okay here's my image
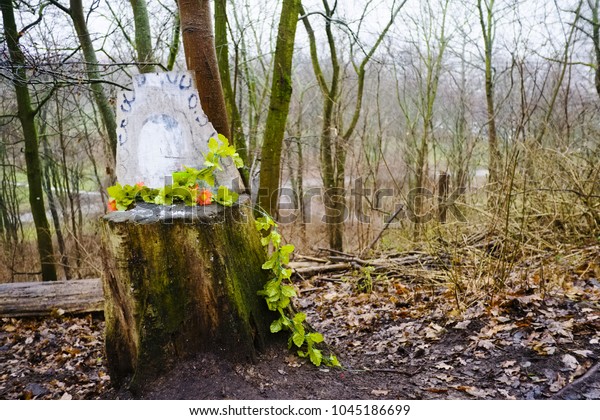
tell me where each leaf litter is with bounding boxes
[0,243,599,399]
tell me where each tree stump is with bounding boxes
[101,195,275,389]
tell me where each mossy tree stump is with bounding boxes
[101,195,275,389]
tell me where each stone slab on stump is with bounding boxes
[102,72,271,390]
[115,71,241,190]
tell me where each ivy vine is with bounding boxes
[256,215,341,367]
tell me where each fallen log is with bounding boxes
[292,263,352,277]
[0,278,103,318]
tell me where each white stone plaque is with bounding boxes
[115,71,240,190]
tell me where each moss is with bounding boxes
[101,201,275,389]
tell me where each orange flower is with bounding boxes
[136,182,144,188]
[196,188,213,206]
[107,199,117,212]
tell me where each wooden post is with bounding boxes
[438,171,449,223]
[101,196,275,389]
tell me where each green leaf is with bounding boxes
[107,184,125,200]
[326,355,342,367]
[270,231,281,247]
[215,185,238,207]
[277,296,291,309]
[281,285,296,298]
[293,312,306,324]
[232,154,244,168]
[140,187,158,203]
[308,347,323,366]
[260,235,271,246]
[292,331,305,348]
[217,133,229,148]
[208,137,220,153]
[280,268,293,279]
[307,332,324,344]
[280,244,295,255]
[255,216,275,231]
[279,244,294,264]
[261,254,276,270]
[172,171,189,187]
[270,319,283,333]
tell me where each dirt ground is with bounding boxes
[1,260,599,400]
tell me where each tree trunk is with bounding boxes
[1,0,58,281]
[167,8,181,71]
[179,0,231,140]
[40,110,71,279]
[477,0,501,193]
[68,0,118,166]
[258,0,300,217]
[129,0,156,73]
[101,197,274,390]
[214,0,249,189]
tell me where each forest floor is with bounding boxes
[1,244,600,400]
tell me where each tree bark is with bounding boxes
[1,0,58,281]
[129,0,156,73]
[101,197,275,390]
[258,0,300,217]
[179,0,231,140]
[214,0,249,189]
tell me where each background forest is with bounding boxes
[1,0,599,288]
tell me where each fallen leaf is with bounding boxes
[497,374,511,385]
[562,354,579,370]
[453,385,490,398]
[434,373,454,382]
[572,363,590,380]
[477,340,495,350]
[435,362,454,370]
[497,388,515,399]
[549,373,566,393]
[425,388,448,394]
[60,392,72,400]
[465,387,490,398]
[501,360,517,368]
[371,389,389,396]
[2,324,16,332]
[504,366,520,376]
[572,350,592,357]
[454,320,471,330]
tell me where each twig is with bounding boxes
[295,254,329,263]
[293,263,351,277]
[361,205,405,257]
[317,247,356,257]
[553,361,600,399]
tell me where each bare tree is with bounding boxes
[1,0,58,281]
[300,0,406,251]
[48,0,119,168]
